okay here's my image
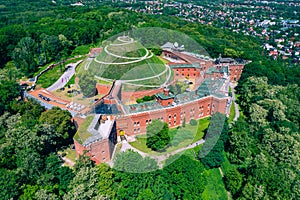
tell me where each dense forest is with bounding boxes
[0,0,299,199]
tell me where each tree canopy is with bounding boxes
[146,119,170,151]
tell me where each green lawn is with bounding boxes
[129,135,152,153]
[129,117,210,156]
[37,66,65,88]
[64,147,77,162]
[73,116,93,145]
[201,168,228,200]
[97,79,113,85]
[36,57,84,88]
[112,143,122,161]
[33,62,55,77]
[66,75,75,87]
[228,103,235,123]
[158,56,169,64]
[193,117,210,142]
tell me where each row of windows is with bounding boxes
[134,117,164,127]
[176,68,197,71]
[169,121,177,126]
[134,128,141,133]
[169,114,177,119]
[176,73,196,76]
[92,155,106,161]
[133,104,214,128]
[133,121,140,127]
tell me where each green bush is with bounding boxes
[190,119,197,126]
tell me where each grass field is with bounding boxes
[201,168,228,200]
[37,65,65,88]
[33,62,55,77]
[129,117,210,155]
[63,147,77,162]
[193,117,210,142]
[88,38,167,83]
[228,103,235,123]
[89,54,166,81]
[158,56,170,64]
[36,57,84,88]
[73,116,94,145]
[66,74,75,86]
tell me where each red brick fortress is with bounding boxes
[73,42,248,164]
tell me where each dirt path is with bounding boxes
[62,157,75,167]
[219,167,231,200]
[119,139,205,168]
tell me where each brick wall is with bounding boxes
[228,64,244,82]
[116,96,228,136]
[157,98,174,107]
[96,84,111,95]
[122,88,164,101]
[173,67,201,78]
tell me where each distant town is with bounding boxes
[87,0,300,64]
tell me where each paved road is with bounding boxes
[47,60,83,92]
[24,91,77,117]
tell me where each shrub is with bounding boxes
[190,119,197,126]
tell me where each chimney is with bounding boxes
[163,88,169,96]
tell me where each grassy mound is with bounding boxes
[87,37,167,82]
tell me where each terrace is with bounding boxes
[74,115,115,146]
[123,78,227,115]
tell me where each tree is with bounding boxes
[73,153,95,172]
[224,168,243,195]
[162,156,206,200]
[35,189,58,200]
[11,99,45,128]
[16,149,44,183]
[57,167,75,195]
[96,164,115,198]
[149,46,162,56]
[0,168,20,199]
[199,112,227,168]
[200,140,225,168]
[39,107,75,141]
[12,37,37,76]
[224,48,240,58]
[0,80,20,115]
[114,150,158,173]
[146,119,170,151]
[78,70,97,97]
[137,189,156,200]
[63,167,102,200]
[190,119,197,126]
[169,82,188,95]
[40,34,63,64]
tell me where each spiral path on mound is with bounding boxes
[94,36,153,65]
[89,36,171,87]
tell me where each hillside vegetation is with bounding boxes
[0,1,299,200]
